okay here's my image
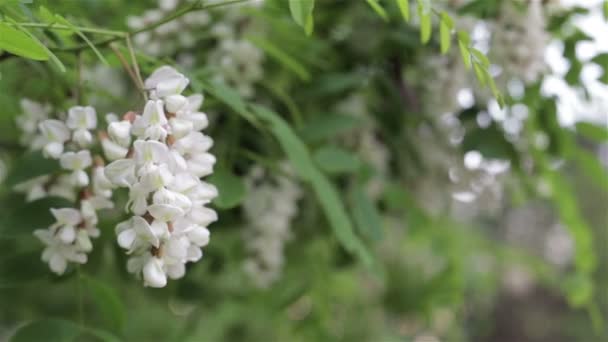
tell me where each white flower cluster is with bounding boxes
[492,0,548,84]
[19,104,115,274]
[127,0,211,56]
[103,66,218,287]
[209,25,264,98]
[15,99,51,149]
[242,163,301,288]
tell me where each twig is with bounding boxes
[125,35,147,101]
[109,43,146,100]
[56,0,249,53]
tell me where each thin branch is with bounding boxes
[125,35,147,100]
[109,43,146,100]
[3,22,125,36]
[56,0,249,53]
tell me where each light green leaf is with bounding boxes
[0,22,48,60]
[289,0,315,35]
[313,146,361,174]
[470,47,490,68]
[6,18,66,72]
[576,122,608,142]
[366,0,389,21]
[247,36,310,81]
[418,2,432,44]
[457,31,471,69]
[208,167,246,209]
[473,62,486,87]
[396,0,410,21]
[351,184,383,241]
[83,275,126,333]
[439,11,453,54]
[604,0,608,20]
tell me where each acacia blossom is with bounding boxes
[104,66,218,287]
[15,102,114,275]
[242,163,301,288]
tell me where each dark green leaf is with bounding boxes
[10,319,81,342]
[350,184,383,241]
[83,275,126,333]
[1,197,73,238]
[247,36,310,81]
[313,146,361,174]
[5,151,59,187]
[298,113,361,143]
[208,167,246,209]
[0,251,49,288]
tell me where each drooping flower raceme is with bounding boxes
[242,163,301,288]
[17,103,115,275]
[104,66,218,287]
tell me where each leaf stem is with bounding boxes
[2,22,125,36]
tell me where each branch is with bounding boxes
[56,0,249,53]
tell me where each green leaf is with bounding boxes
[470,48,490,68]
[396,0,410,21]
[0,22,48,60]
[366,0,389,22]
[247,36,310,81]
[576,122,608,142]
[604,0,608,21]
[457,31,471,69]
[10,319,81,342]
[197,79,258,124]
[350,184,383,241]
[7,18,66,72]
[250,105,373,267]
[439,12,453,54]
[299,113,362,143]
[313,146,361,174]
[573,148,608,193]
[473,62,486,87]
[0,197,73,238]
[0,251,50,288]
[208,167,246,209]
[288,0,315,35]
[418,2,432,44]
[5,151,59,187]
[83,275,126,333]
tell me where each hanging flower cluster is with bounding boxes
[492,0,549,84]
[25,105,114,275]
[103,66,218,287]
[14,66,217,287]
[127,0,211,56]
[242,163,301,288]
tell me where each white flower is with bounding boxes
[104,159,137,187]
[39,119,70,159]
[49,208,82,244]
[108,120,132,147]
[34,229,87,274]
[115,216,165,251]
[13,175,50,202]
[59,150,93,186]
[16,99,51,148]
[133,139,169,166]
[132,100,168,140]
[144,66,189,99]
[143,256,167,288]
[102,138,129,161]
[66,106,97,147]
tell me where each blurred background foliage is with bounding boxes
[0,0,607,341]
